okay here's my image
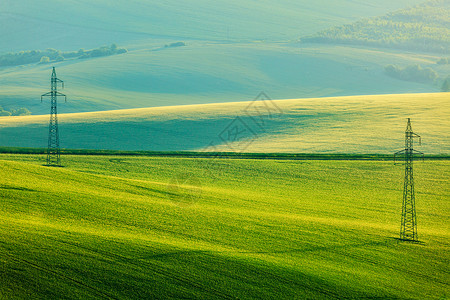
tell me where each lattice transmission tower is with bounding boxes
[394,118,424,242]
[41,67,66,166]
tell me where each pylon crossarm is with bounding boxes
[41,92,52,102]
[394,149,406,164]
[411,132,421,145]
[412,149,425,161]
[41,92,66,102]
[55,92,67,102]
[56,78,64,88]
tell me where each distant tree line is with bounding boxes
[385,64,450,92]
[0,106,31,116]
[384,64,438,84]
[300,0,450,53]
[441,76,450,92]
[0,49,64,67]
[78,43,127,59]
[0,44,127,67]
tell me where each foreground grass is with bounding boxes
[0,155,448,299]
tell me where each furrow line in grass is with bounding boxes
[0,247,119,300]
[48,237,236,300]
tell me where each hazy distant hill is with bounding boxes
[0,43,446,115]
[301,0,450,53]
[0,0,445,116]
[0,0,424,52]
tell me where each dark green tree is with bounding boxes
[441,76,450,92]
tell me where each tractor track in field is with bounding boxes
[0,247,118,299]
[47,236,235,300]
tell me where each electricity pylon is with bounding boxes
[394,118,424,242]
[41,67,66,166]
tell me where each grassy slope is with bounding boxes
[0,155,448,299]
[0,43,445,115]
[0,93,449,154]
[1,1,440,114]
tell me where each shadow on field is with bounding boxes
[138,242,402,299]
[140,239,395,259]
[234,239,394,255]
[1,232,405,299]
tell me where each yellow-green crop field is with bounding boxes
[0,155,448,299]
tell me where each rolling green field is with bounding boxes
[0,154,448,299]
[1,93,449,153]
[1,43,445,115]
[1,2,449,298]
[1,0,444,115]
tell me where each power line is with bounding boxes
[394,118,424,242]
[41,67,66,166]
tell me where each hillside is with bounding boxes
[0,156,448,298]
[0,0,424,52]
[0,93,449,154]
[1,1,442,114]
[301,0,450,53]
[1,44,446,115]
[1,2,449,299]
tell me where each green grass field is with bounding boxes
[1,93,449,153]
[0,154,448,299]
